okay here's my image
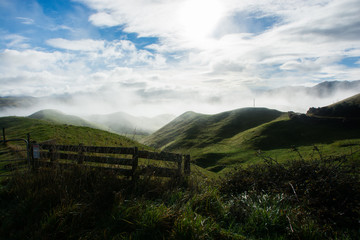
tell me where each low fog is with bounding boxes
[1,81,359,119]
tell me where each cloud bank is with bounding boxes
[0,0,360,116]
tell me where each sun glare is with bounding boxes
[177,0,225,41]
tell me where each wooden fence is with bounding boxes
[35,144,190,178]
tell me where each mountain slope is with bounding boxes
[307,93,360,118]
[143,107,284,151]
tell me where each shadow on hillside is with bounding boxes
[195,153,228,170]
[254,118,360,150]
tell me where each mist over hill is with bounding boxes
[29,109,106,130]
[1,80,360,117]
[87,112,175,136]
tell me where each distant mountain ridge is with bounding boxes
[87,112,175,136]
[261,80,360,98]
[26,109,175,136]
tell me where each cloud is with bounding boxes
[3,34,30,49]
[88,12,120,27]
[16,17,35,25]
[47,38,105,51]
[1,0,360,117]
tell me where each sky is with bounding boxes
[1,0,360,116]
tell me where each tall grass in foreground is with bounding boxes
[0,154,359,239]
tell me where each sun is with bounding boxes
[177,0,225,41]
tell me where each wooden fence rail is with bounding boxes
[36,144,190,178]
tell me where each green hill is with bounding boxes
[307,93,360,118]
[144,106,360,173]
[0,116,145,148]
[28,109,107,131]
[143,107,284,151]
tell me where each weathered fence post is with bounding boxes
[78,143,84,164]
[177,154,182,176]
[49,145,57,163]
[31,141,40,170]
[2,128,6,145]
[26,133,31,170]
[132,147,139,180]
[184,154,190,176]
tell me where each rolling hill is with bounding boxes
[143,107,284,151]
[0,116,146,148]
[29,109,107,130]
[144,102,360,173]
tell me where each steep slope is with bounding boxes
[143,107,284,151]
[29,109,106,130]
[307,93,360,118]
[87,112,175,135]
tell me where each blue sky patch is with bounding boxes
[339,57,360,68]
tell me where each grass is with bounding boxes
[148,111,360,174]
[143,108,284,151]
[0,152,359,239]
[1,107,360,238]
[0,116,146,147]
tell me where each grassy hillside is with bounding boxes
[145,107,360,173]
[307,93,360,118]
[143,108,284,151]
[29,109,108,131]
[0,116,145,148]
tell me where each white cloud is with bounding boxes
[46,38,105,51]
[89,12,120,27]
[16,17,35,25]
[4,34,30,49]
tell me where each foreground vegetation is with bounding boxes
[1,153,359,239]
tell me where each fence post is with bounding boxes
[78,143,84,164]
[49,145,57,163]
[177,154,182,176]
[2,128,5,145]
[184,155,190,176]
[26,133,31,170]
[132,147,139,180]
